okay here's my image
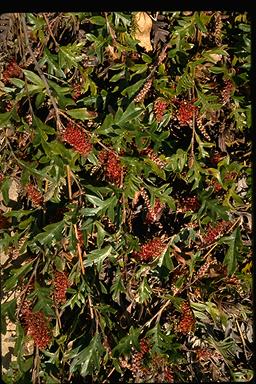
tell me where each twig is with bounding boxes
[104,12,117,45]
[32,346,41,384]
[21,14,62,132]
[143,299,171,329]
[66,165,73,201]
[66,164,85,274]
[74,223,85,275]
[16,257,40,318]
[235,319,249,360]
[87,294,94,320]
[43,14,59,48]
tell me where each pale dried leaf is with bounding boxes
[133,12,153,52]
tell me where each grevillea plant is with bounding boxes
[0,11,252,384]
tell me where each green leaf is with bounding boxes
[84,245,113,270]
[221,227,242,275]
[195,12,207,32]
[34,220,64,245]
[121,79,145,98]
[1,177,11,204]
[69,334,105,376]
[4,262,33,291]
[146,324,178,354]
[114,101,143,127]
[110,269,125,304]
[66,108,97,121]
[22,69,45,87]
[137,277,152,303]
[89,16,106,25]
[158,246,174,271]
[112,326,140,357]
[95,222,106,248]
[110,71,125,82]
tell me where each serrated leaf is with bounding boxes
[84,245,113,270]
[137,277,152,303]
[69,334,104,376]
[34,220,64,245]
[112,326,140,357]
[221,227,242,275]
[4,262,33,291]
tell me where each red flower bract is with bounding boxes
[2,59,22,84]
[154,98,168,122]
[177,301,195,334]
[202,220,232,245]
[98,149,123,186]
[134,238,165,261]
[21,303,51,350]
[53,271,70,304]
[26,184,43,206]
[177,100,198,125]
[63,122,93,156]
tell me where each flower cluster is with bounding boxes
[134,238,165,261]
[177,301,195,334]
[63,121,93,156]
[141,147,166,169]
[145,198,165,223]
[72,82,82,100]
[153,98,168,122]
[129,339,174,383]
[53,271,70,304]
[196,119,211,141]
[26,184,44,206]
[224,171,238,182]
[221,79,233,104]
[178,196,200,212]
[210,150,226,165]
[20,302,51,350]
[176,100,198,126]
[98,150,123,186]
[2,59,22,84]
[196,347,212,361]
[210,178,223,193]
[134,79,152,103]
[201,220,232,245]
[196,257,218,279]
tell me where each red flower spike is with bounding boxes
[72,83,82,100]
[26,184,44,206]
[176,100,198,126]
[63,122,93,156]
[53,271,70,305]
[134,238,165,262]
[2,59,22,84]
[154,98,168,122]
[21,305,51,350]
[177,301,195,334]
[179,196,200,212]
[221,79,233,104]
[145,198,165,223]
[98,150,123,186]
[201,220,232,245]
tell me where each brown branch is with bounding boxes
[73,223,85,275]
[43,14,59,48]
